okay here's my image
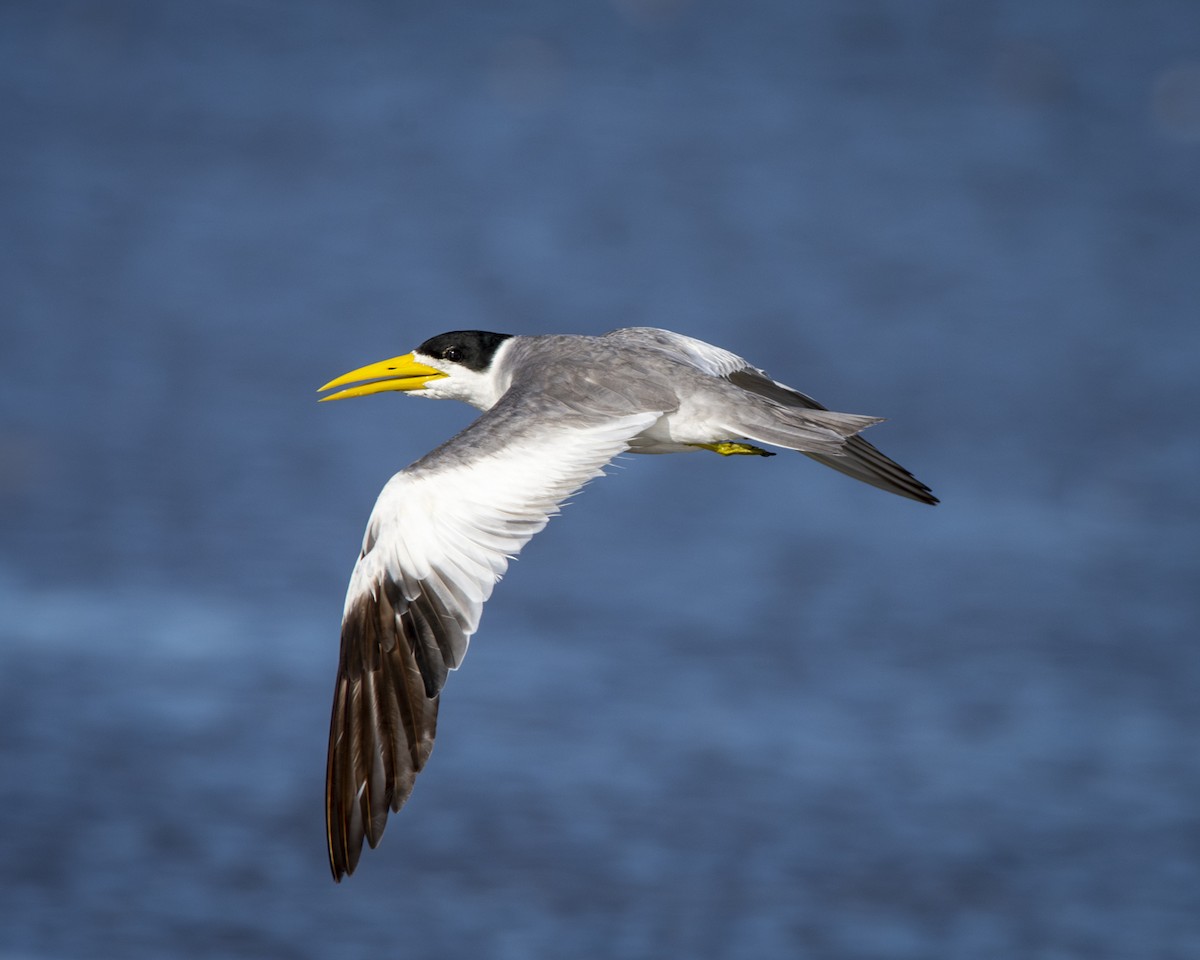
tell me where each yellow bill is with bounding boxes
[318,353,447,402]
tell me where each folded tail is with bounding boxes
[727,368,938,505]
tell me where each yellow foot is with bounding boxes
[692,441,776,457]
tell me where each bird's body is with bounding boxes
[318,327,936,880]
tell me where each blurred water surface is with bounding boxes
[2,1,1199,957]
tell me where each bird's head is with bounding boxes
[318,331,514,410]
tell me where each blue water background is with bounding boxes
[3,1,1199,957]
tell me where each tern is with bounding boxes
[317,327,936,879]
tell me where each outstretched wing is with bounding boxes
[326,401,661,880]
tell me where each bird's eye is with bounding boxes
[443,347,463,362]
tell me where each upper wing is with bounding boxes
[603,327,750,378]
[326,399,661,880]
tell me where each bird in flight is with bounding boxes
[317,327,936,880]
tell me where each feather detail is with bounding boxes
[325,404,661,880]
